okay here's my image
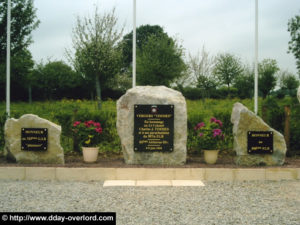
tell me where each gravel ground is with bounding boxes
[0,180,299,225]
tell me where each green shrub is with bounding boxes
[187,112,205,154]
[181,87,203,100]
[213,110,233,151]
[290,99,300,154]
[262,97,284,133]
[0,112,7,151]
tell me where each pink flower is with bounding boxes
[213,129,222,137]
[194,122,205,130]
[84,121,91,127]
[73,121,81,127]
[210,117,217,123]
[215,120,223,127]
[199,133,204,137]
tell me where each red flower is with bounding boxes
[87,120,94,125]
[73,121,81,127]
[94,122,101,128]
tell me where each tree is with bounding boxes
[233,65,254,99]
[187,46,216,98]
[67,7,124,109]
[258,59,279,98]
[0,0,39,101]
[213,53,243,96]
[121,24,168,69]
[136,34,186,86]
[278,70,299,97]
[32,61,81,100]
[0,0,40,60]
[287,14,300,76]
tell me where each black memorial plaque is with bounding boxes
[21,128,48,151]
[134,104,174,152]
[247,131,273,154]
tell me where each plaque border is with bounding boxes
[21,128,48,151]
[247,131,273,154]
[134,104,174,152]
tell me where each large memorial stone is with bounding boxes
[117,86,187,165]
[231,103,286,166]
[4,114,64,164]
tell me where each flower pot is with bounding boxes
[203,150,219,164]
[82,147,99,163]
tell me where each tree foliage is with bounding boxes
[233,65,254,99]
[0,0,39,101]
[287,14,300,76]
[186,47,216,98]
[188,47,216,87]
[32,61,81,100]
[258,59,279,98]
[68,7,124,108]
[136,34,186,86]
[213,53,243,95]
[121,24,168,69]
[0,0,40,61]
[278,70,299,93]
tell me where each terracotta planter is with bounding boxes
[82,147,99,163]
[203,150,219,164]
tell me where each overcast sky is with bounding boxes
[28,0,299,74]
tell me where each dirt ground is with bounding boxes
[0,152,299,168]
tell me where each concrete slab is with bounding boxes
[205,168,234,181]
[266,168,298,181]
[85,168,116,181]
[0,167,299,182]
[172,180,205,186]
[136,180,172,186]
[116,168,145,180]
[25,167,56,180]
[103,180,136,187]
[235,169,265,181]
[144,169,175,180]
[56,168,88,181]
[0,167,25,180]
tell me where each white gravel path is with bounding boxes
[0,180,299,225]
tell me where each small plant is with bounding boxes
[194,117,224,150]
[72,120,103,147]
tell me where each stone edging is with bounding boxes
[0,167,299,181]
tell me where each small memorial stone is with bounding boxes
[231,103,286,166]
[4,114,64,164]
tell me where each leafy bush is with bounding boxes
[290,99,300,155]
[262,97,284,133]
[213,110,233,151]
[181,87,203,100]
[1,98,300,157]
[0,112,7,150]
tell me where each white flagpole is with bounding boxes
[254,0,258,115]
[132,0,136,87]
[6,0,11,117]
